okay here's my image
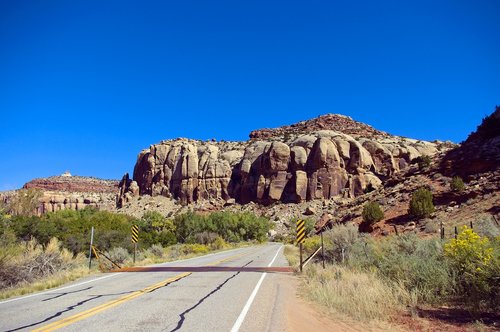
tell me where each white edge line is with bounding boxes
[0,245,251,305]
[230,245,282,332]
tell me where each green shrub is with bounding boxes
[174,211,271,243]
[413,155,431,170]
[362,202,384,224]
[138,211,176,247]
[9,208,138,255]
[409,188,435,219]
[450,176,465,193]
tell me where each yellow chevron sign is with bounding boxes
[131,225,139,243]
[296,219,306,244]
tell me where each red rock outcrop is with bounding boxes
[124,114,450,205]
[24,176,118,193]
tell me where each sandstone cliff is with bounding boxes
[122,114,450,206]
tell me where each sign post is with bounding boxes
[131,225,139,263]
[296,219,306,272]
[88,226,94,269]
[321,230,325,269]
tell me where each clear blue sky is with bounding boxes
[1,1,498,190]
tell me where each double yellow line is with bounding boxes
[33,249,253,332]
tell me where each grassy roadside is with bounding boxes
[0,240,252,300]
[283,219,499,331]
[283,244,408,330]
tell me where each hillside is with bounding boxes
[117,110,498,237]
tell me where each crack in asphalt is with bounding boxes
[168,260,254,332]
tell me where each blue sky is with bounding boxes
[0,0,498,190]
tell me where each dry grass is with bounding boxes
[301,264,413,322]
[0,238,92,300]
[0,266,93,300]
[283,244,413,327]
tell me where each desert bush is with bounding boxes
[409,187,435,219]
[450,176,465,193]
[324,223,363,264]
[194,231,218,245]
[362,202,384,224]
[105,247,129,265]
[343,233,453,304]
[149,244,164,258]
[444,226,499,310]
[0,238,82,289]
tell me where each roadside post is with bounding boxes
[321,230,325,269]
[88,226,94,269]
[131,224,139,263]
[296,219,306,272]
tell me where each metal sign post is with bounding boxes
[88,226,94,270]
[321,230,325,269]
[131,225,139,263]
[296,219,306,272]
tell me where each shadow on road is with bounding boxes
[42,286,93,302]
[7,290,133,332]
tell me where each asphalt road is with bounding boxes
[0,243,291,332]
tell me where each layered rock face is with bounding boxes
[22,175,118,214]
[126,114,447,205]
[24,176,118,193]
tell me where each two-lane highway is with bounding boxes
[0,243,291,332]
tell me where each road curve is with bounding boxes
[0,243,291,332]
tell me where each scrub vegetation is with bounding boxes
[0,206,271,299]
[285,221,500,326]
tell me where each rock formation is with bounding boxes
[442,106,500,177]
[123,114,450,205]
[21,175,119,214]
